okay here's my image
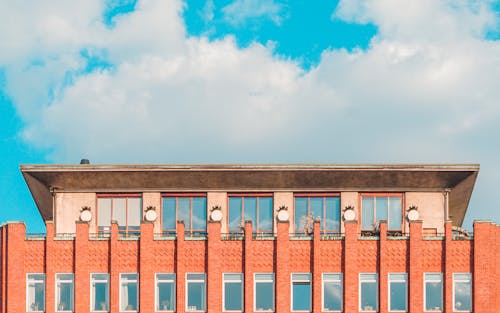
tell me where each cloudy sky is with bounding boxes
[1,0,499,232]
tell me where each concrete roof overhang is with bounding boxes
[21,164,479,226]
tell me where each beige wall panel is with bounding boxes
[55,192,96,234]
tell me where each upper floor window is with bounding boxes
[97,194,142,234]
[361,194,403,231]
[27,273,45,312]
[228,194,273,233]
[162,194,207,234]
[294,194,340,234]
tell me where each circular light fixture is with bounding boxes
[277,210,289,222]
[343,209,356,221]
[80,209,92,222]
[407,209,420,221]
[210,209,223,222]
[145,209,158,222]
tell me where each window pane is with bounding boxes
[390,281,406,311]
[162,198,177,231]
[244,197,257,227]
[98,198,111,228]
[310,197,323,223]
[177,198,191,228]
[113,198,127,227]
[187,282,205,311]
[191,198,207,231]
[375,197,387,223]
[255,281,274,311]
[93,282,109,311]
[224,281,243,311]
[425,281,442,311]
[325,197,340,231]
[292,282,311,311]
[127,198,141,230]
[324,281,342,311]
[388,197,402,230]
[229,197,243,231]
[294,198,308,232]
[258,197,273,231]
[121,279,138,311]
[27,274,45,312]
[360,274,377,312]
[157,282,175,311]
[454,280,472,311]
[56,274,74,312]
[361,197,375,229]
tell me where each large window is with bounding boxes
[228,195,273,233]
[162,195,207,234]
[186,273,206,312]
[322,273,342,311]
[120,273,139,312]
[294,194,340,234]
[389,273,407,312]
[291,273,311,312]
[156,273,175,311]
[359,273,378,312]
[91,273,109,312]
[424,273,443,312]
[361,194,403,231]
[453,273,472,312]
[254,273,274,312]
[223,273,244,311]
[27,274,45,312]
[98,195,142,234]
[56,273,74,312]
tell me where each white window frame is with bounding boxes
[322,273,342,312]
[90,273,109,312]
[388,273,407,312]
[291,273,312,312]
[185,273,206,312]
[424,273,443,312]
[254,273,275,312]
[119,273,139,312]
[223,273,244,312]
[55,273,74,312]
[359,273,378,312]
[453,273,472,312]
[155,273,176,312]
[26,273,45,312]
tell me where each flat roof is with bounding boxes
[21,163,479,226]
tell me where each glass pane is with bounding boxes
[388,197,402,230]
[57,282,74,311]
[310,197,323,224]
[292,282,311,311]
[454,281,472,311]
[121,281,138,311]
[157,282,175,311]
[229,197,243,231]
[224,281,243,311]
[157,273,175,281]
[390,281,406,311]
[127,198,141,227]
[177,198,191,228]
[113,198,127,227]
[255,273,273,281]
[186,273,205,280]
[98,198,111,228]
[191,198,207,231]
[244,197,257,227]
[294,198,308,232]
[360,281,377,311]
[122,273,138,280]
[426,282,443,311]
[375,197,387,223]
[187,282,205,311]
[93,282,109,311]
[255,281,274,311]
[27,276,45,312]
[162,198,177,231]
[361,197,374,229]
[258,197,273,232]
[224,273,242,281]
[325,197,340,231]
[324,281,342,311]
[292,273,311,281]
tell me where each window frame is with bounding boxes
[322,273,343,312]
[90,273,109,312]
[254,273,275,312]
[119,273,139,312]
[293,193,341,234]
[161,193,207,234]
[360,193,404,232]
[227,193,274,233]
[55,273,74,313]
[26,273,45,313]
[359,273,378,312]
[424,273,443,312]
[453,273,472,312]
[290,273,312,312]
[155,273,176,312]
[223,273,244,312]
[388,273,407,312]
[97,194,142,234]
[185,273,206,312]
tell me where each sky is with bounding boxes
[0,0,499,233]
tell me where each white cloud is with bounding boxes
[222,0,284,26]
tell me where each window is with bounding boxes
[389,273,407,311]
[186,273,206,312]
[254,273,274,312]
[162,195,207,234]
[291,273,311,311]
[361,194,402,231]
[91,273,109,312]
[453,273,472,312]
[27,274,45,312]
[424,273,443,311]
[322,273,342,311]
[98,195,142,234]
[223,273,243,311]
[156,273,175,311]
[228,195,273,233]
[56,273,74,312]
[120,273,138,312]
[294,194,340,234]
[359,273,378,312]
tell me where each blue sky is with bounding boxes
[0,0,499,233]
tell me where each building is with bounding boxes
[1,163,499,313]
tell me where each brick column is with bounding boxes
[473,221,494,313]
[139,222,154,312]
[45,221,56,313]
[312,220,321,313]
[409,220,423,313]
[444,220,452,313]
[0,225,5,313]
[378,221,388,313]
[74,221,89,313]
[275,219,289,313]
[343,220,358,313]
[109,222,119,313]
[176,221,186,313]
[5,223,26,313]
[244,221,254,313]
[207,220,222,313]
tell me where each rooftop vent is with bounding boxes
[80,159,90,165]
